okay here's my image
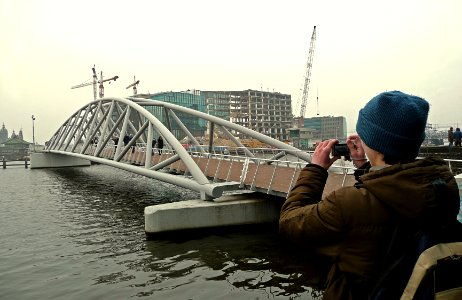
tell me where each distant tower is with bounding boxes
[0,123,8,144]
[18,128,24,140]
[11,129,17,139]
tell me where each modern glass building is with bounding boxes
[303,116,347,141]
[141,90,207,140]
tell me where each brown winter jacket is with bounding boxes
[279,156,460,300]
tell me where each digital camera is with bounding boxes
[332,143,350,157]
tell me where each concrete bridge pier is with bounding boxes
[30,152,91,169]
[145,193,284,237]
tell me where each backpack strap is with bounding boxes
[402,241,462,299]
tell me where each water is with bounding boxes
[0,164,327,300]
[2,164,461,300]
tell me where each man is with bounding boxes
[157,136,164,155]
[454,127,462,147]
[448,126,454,149]
[123,134,130,146]
[279,91,460,299]
[112,135,119,150]
[151,138,156,155]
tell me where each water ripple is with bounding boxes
[2,165,328,299]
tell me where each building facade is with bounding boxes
[303,116,347,141]
[140,89,293,142]
[140,90,207,140]
[0,128,31,160]
[205,89,292,141]
[287,127,316,149]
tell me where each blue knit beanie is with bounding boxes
[356,91,429,161]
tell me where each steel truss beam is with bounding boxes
[45,97,312,199]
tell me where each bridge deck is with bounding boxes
[95,146,355,197]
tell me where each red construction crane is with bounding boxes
[297,26,317,127]
[126,76,140,95]
[71,65,119,100]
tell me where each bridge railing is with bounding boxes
[92,142,355,198]
[54,140,462,199]
[441,158,462,176]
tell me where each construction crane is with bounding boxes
[126,76,140,95]
[71,65,119,100]
[316,87,320,116]
[297,26,317,127]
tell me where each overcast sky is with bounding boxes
[1,0,461,144]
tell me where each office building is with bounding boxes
[303,116,347,141]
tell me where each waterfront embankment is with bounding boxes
[419,146,462,174]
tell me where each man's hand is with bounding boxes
[311,139,339,170]
[346,134,368,167]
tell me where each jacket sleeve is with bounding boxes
[279,164,346,248]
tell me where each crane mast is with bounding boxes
[298,26,317,126]
[71,65,118,100]
[126,76,140,95]
[97,71,119,99]
[92,66,97,100]
[99,71,104,99]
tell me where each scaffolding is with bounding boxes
[206,89,293,141]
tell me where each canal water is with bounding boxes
[1,164,328,300]
[1,164,461,300]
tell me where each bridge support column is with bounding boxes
[200,191,213,201]
[30,152,91,169]
[145,193,284,237]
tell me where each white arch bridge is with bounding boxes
[39,98,346,200]
[37,97,338,199]
[31,97,360,234]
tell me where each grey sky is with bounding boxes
[1,0,461,144]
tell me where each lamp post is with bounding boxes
[31,115,36,152]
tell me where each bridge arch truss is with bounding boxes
[45,97,313,199]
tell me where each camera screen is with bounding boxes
[332,143,349,157]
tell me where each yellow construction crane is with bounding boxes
[126,76,140,95]
[71,65,119,100]
[296,26,317,127]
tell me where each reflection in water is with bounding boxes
[2,165,331,299]
[51,165,328,298]
[140,227,328,299]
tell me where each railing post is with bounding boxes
[2,156,5,169]
[25,159,28,169]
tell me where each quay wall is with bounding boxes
[419,145,462,159]
[419,146,462,174]
[419,145,462,175]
